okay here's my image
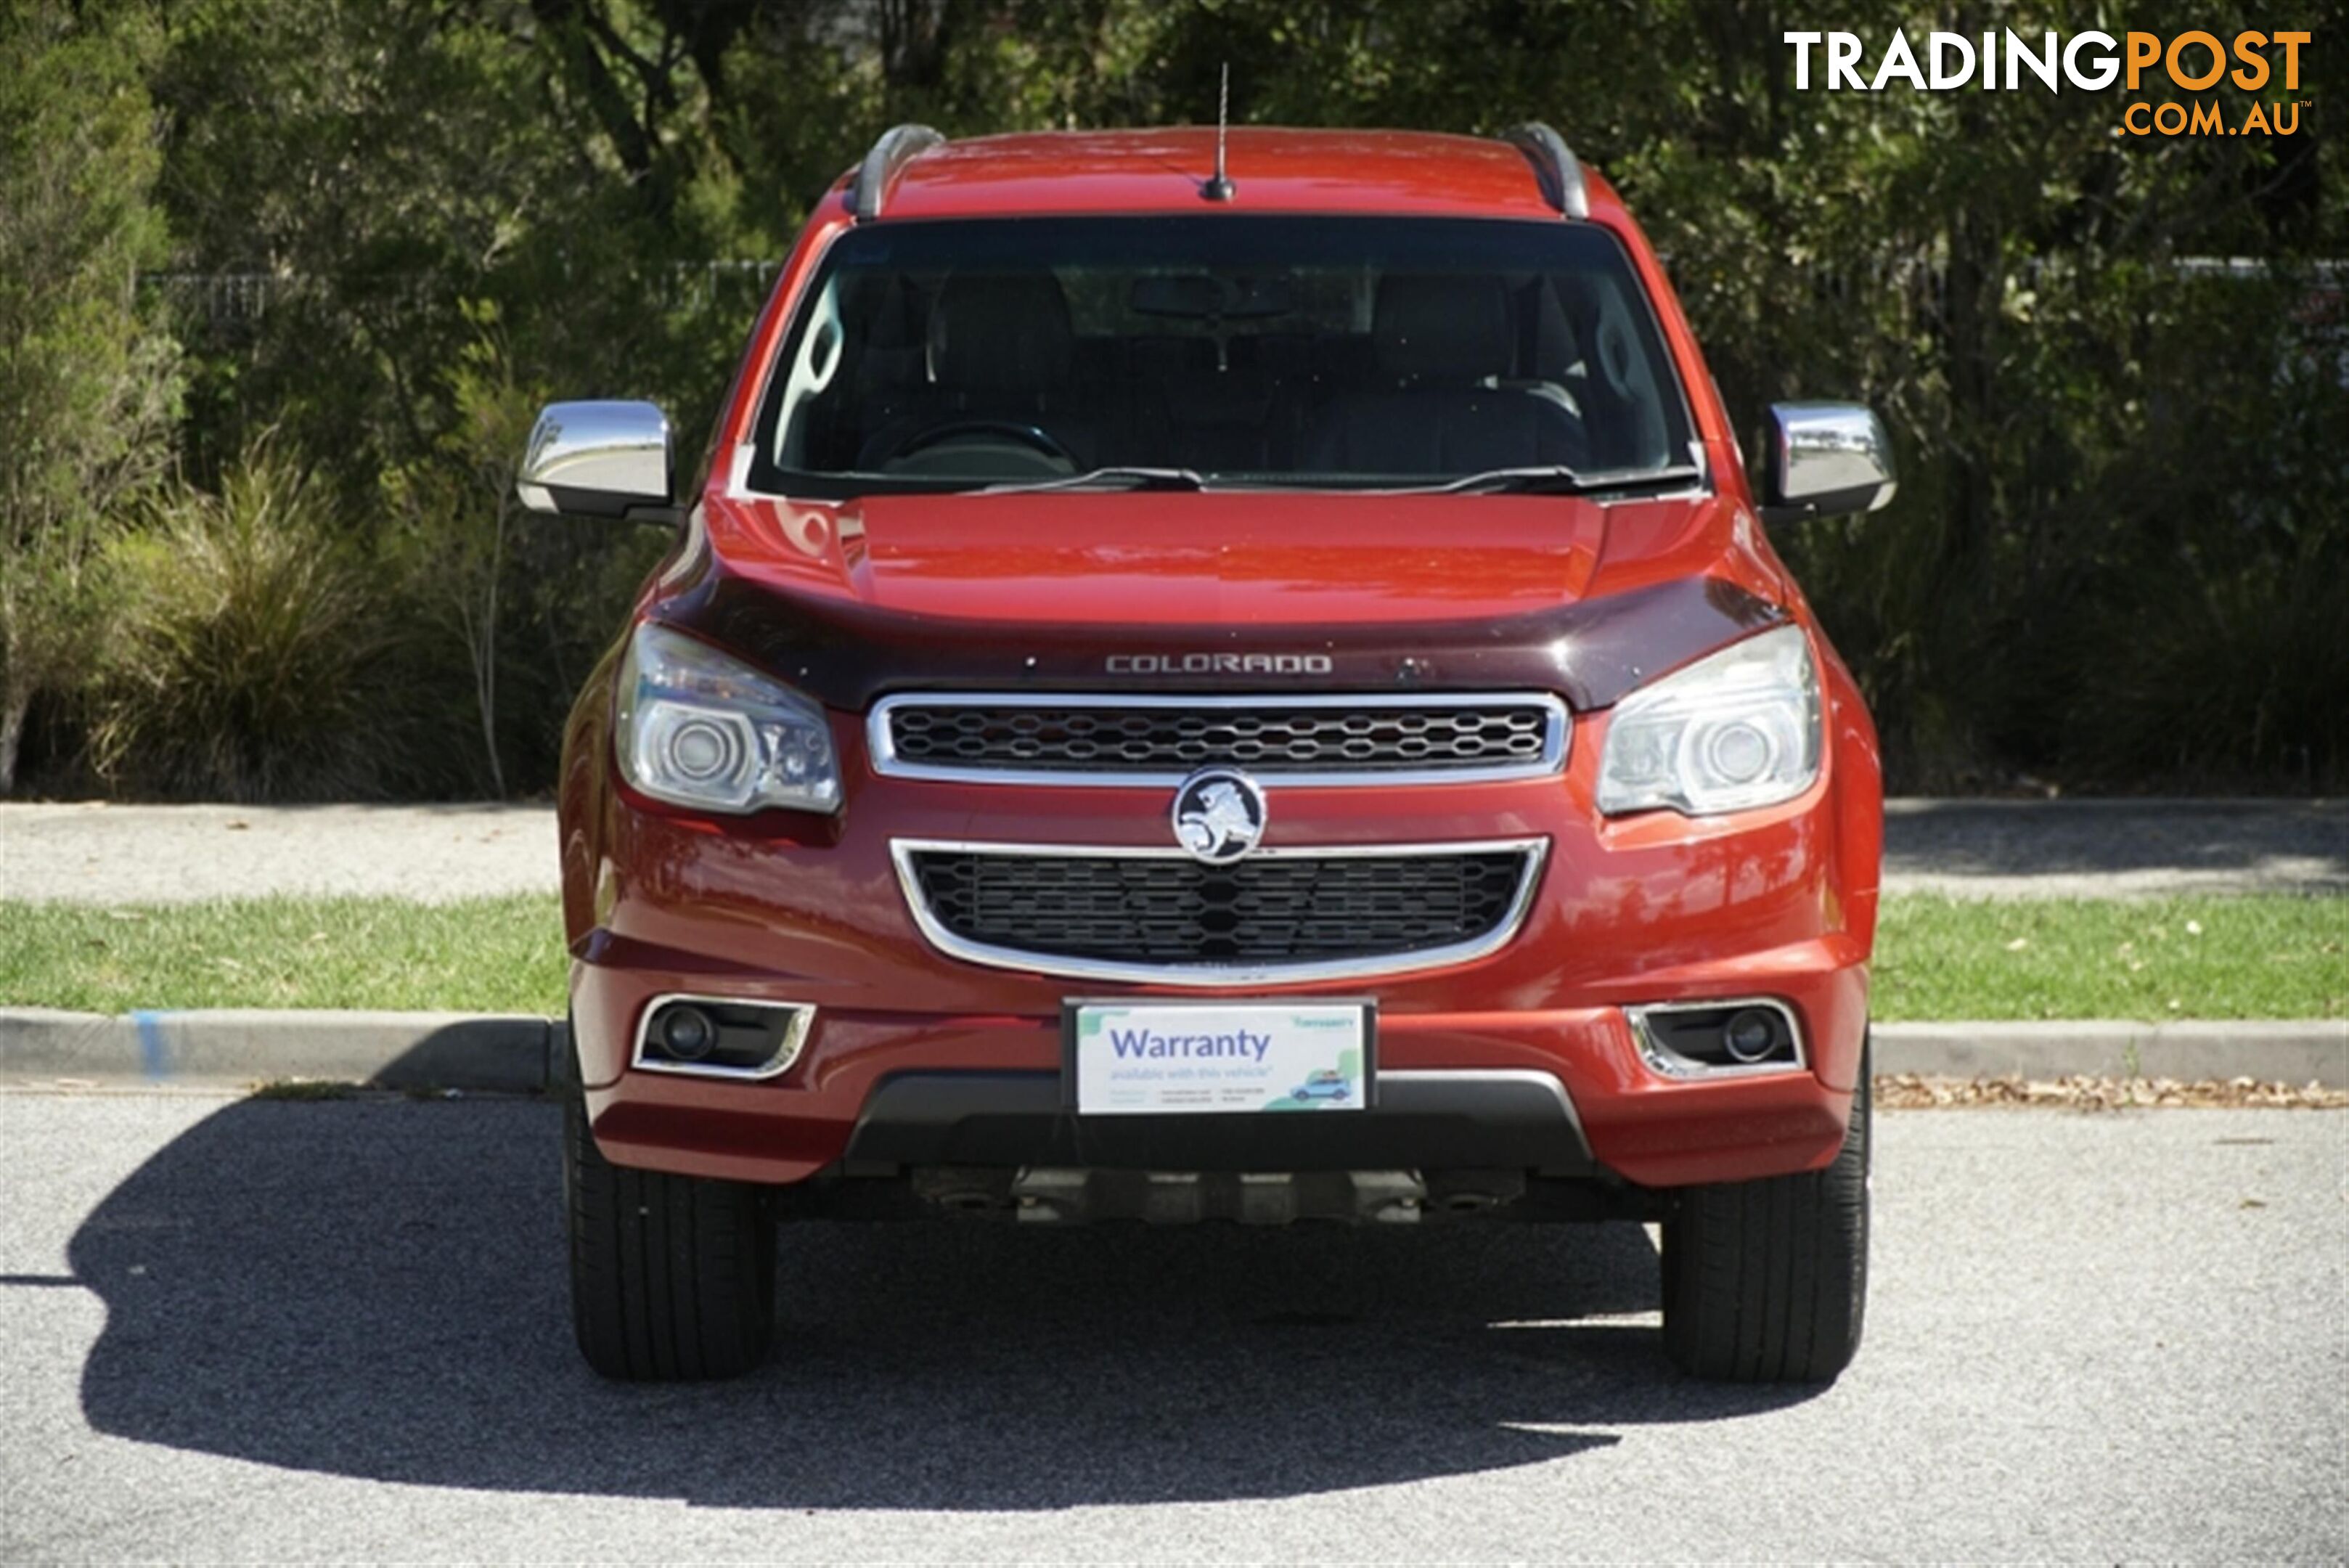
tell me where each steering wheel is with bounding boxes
[888,420,1072,465]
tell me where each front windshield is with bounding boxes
[748,216,1696,496]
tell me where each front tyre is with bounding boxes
[563,1090,776,1380]
[1659,1042,1870,1383]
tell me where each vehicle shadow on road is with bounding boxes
[69,1098,1823,1508]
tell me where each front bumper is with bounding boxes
[579,979,1863,1191]
[564,699,1880,1194]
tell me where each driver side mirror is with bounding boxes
[1759,401,1896,525]
[516,400,674,520]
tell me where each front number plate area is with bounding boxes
[1066,1001,1373,1116]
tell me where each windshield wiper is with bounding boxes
[1425,463,1707,497]
[981,466,1206,494]
[973,462,1702,497]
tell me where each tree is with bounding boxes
[0,2,182,793]
[383,305,552,798]
[4,0,2332,797]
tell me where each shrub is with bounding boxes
[2067,533,2349,791]
[89,441,400,801]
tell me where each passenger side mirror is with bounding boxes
[516,400,675,521]
[1759,401,1896,525]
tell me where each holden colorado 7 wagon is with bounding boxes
[519,123,1895,1384]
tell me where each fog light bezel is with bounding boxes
[632,994,816,1081]
[1624,997,1807,1080]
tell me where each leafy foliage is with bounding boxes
[0,1,181,792]
[2,0,2341,798]
[90,440,400,801]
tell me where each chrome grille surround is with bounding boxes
[890,837,1548,987]
[868,693,1569,786]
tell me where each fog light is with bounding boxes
[1723,1007,1779,1063]
[634,996,817,1080]
[660,1004,716,1061]
[1625,998,1805,1079]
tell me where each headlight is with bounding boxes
[614,622,841,814]
[1596,624,1821,815]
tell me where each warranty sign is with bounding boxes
[1066,1001,1373,1116]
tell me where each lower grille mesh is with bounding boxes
[904,849,1534,968]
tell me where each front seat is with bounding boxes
[1302,274,1588,476]
[859,272,1094,473]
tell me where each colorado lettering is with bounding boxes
[1104,653,1334,674]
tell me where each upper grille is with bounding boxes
[873,695,1567,783]
[894,841,1544,983]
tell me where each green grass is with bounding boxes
[0,895,566,1015]
[0,893,2341,1021]
[1873,895,2345,1021]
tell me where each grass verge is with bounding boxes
[0,895,565,1015]
[0,893,2341,1021]
[1874,894,2344,1021]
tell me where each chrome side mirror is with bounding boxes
[515,400,673,520]
[1760,401,1896,523]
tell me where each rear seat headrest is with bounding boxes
[1373,274,1512,383]
[929,273,1075,391]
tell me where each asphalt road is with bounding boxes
[1882,797,2348,899]
[1,1093,2342,1561]
[4,797,2344,902]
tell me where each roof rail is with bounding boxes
[1500,124,1589,220]
[852,124,945,221]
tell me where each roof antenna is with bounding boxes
[1201,63,1234,202]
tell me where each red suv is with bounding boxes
[520,125,1894,1384]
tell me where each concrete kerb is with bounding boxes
[0,1008,560,1091]
[1871,1019,2348,1087]
[0,1009,2340,1092]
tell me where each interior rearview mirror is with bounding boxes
[1760,401,1896,525]
[516,400,674,520]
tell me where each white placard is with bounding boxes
[1071,1003,1370,1116]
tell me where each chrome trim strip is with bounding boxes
[891,836,1550,988]
[631,992,817,1082]
[867,691,1570,788]
[1623,997,1809,1081]
[1379,1068,1586,1140]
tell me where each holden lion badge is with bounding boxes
[1171,768,1267,865]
